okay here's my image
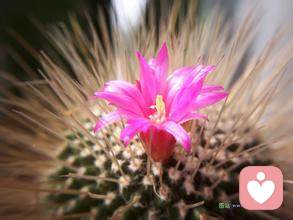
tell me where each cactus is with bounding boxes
[47,116,271,219]
[0,1,292,220]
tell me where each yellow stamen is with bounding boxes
[149,95,166,123]
[155,95,165,115]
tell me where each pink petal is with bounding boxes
[167,65,216,120]
[162,121,191,152]
[156,42,168,67]
[178,112,207,124]
[167,65,202,92]
[94,111,121,132]
[166,65,213,111]
[154,42,169,79]
[120,118,151,145]
[166,66,195,96]
[201,85,224,93]
[94,80,148,118]
[136,52,157,105]
[168,76,204,122]
[165,66,199,112]
[104,80,147,111]
[135,80,141,91]
[190,65,215,84]
[193,91,228,109]
[95,92,143,118]
[168,65,213,87]
[148,43,169,95]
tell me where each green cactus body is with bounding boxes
[46,117,270,220]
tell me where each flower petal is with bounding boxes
[156,42,168,67]
[136,52,157,105]
[166,66,195,97]
[168,65,216,121]
[104,80,147,111]
[94,111,121,132]
[178,112,207,124]
[150,42,169,79]
[94,80,148,118]
[94,91,143,118]
[161,121,191,152]
[120,118,151,145]
[148,43,169,95]
[167,65,201,91]
[168,77,204,122]
[193,91,228,109]
[165,66,199,112]
[191,65,215,83]
[201,85,224,93]
[167,65,214,90]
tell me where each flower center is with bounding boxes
[149,95,166,123]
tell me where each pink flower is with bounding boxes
[94,43,228,162]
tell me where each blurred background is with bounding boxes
[0,0,292,80]
[0,1,291,218]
